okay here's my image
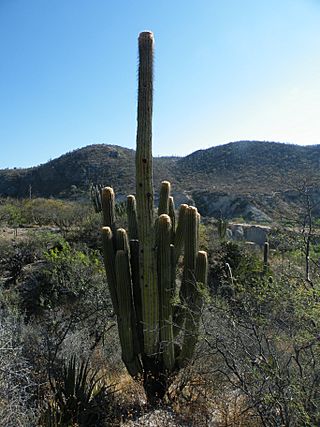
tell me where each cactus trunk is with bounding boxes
[135,31,159,357]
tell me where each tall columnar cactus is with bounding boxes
[101,31,208,402]
[135,32,159,358]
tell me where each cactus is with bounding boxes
[90,183,102,213]
[100,31,208,402]
[263,241,269,273]
[217,215,228,240]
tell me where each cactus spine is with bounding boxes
[101,31,208,401]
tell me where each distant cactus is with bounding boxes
[100,32,208,403]
[90,183,126,219]
[217,215,228,240]
[263,241,269,273]
[90,183,102,213]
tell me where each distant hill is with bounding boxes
[1,141,320,222]
[176,140,320,192]
[0,144,180,199]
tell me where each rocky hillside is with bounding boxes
[0,144,180,198]
[174,141,320,222]
[176,140,320,192]
[1,141,319,222]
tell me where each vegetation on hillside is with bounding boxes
[1,140,319,223]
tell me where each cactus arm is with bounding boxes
[179,250,208,367]
[101,227,119,315]
[127,195,139,240]
[180,206,198,303]
[158,181,171,216]
[174,204,188,265]
[168,196,176,243]
[195,251,208,287]
[217,217,227,240]
[157,214,175,371]
[130,239,144,348]
[115,250,143,377]
[116,228,130,252]
[263,241,269,273]
[196,211,200,252]
[135,31,159,356]
[115,229,142,355]
[101,187,116,230]
[170,243,176,295]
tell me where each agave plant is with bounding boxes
[45,356,110,427]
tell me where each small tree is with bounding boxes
[287,177,320,283]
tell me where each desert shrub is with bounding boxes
[20,241,110,319]
[0,199,27,228]
[68,198,129,249]
[0,197,93,232]
[203,268,320,426]
[0,313,38,427]
[27,198,92,234]
[22,198,71,227]
[207,240,262,297]
[69,210,102,248]
[0,233,118,425]
[0,231,64,287]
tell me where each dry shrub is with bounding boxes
[0,314,38,427]
[165,357,262,427]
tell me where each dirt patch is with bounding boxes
[0,227,32,241]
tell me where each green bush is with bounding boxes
[0,231,64,287]
[20,241,108,318]
[0,199,27,228]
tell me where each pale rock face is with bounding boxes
[191,190,272,223]
[244,225,270,246]
[226,228,233,240]
[229,224,271,246]
[232,225,244,241]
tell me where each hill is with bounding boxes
[175,140,320,221]
[0,144,180,199]
[1,141,319,222]
[176,140,320,192]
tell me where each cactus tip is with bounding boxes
[102,226,112,237]
[102,186,114,197]
[159,213,171,226]
[139,31,154,40]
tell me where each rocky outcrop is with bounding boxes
[192,190,272,223]
[228,223,271,246]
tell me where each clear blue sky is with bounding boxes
[1,0,320,168]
